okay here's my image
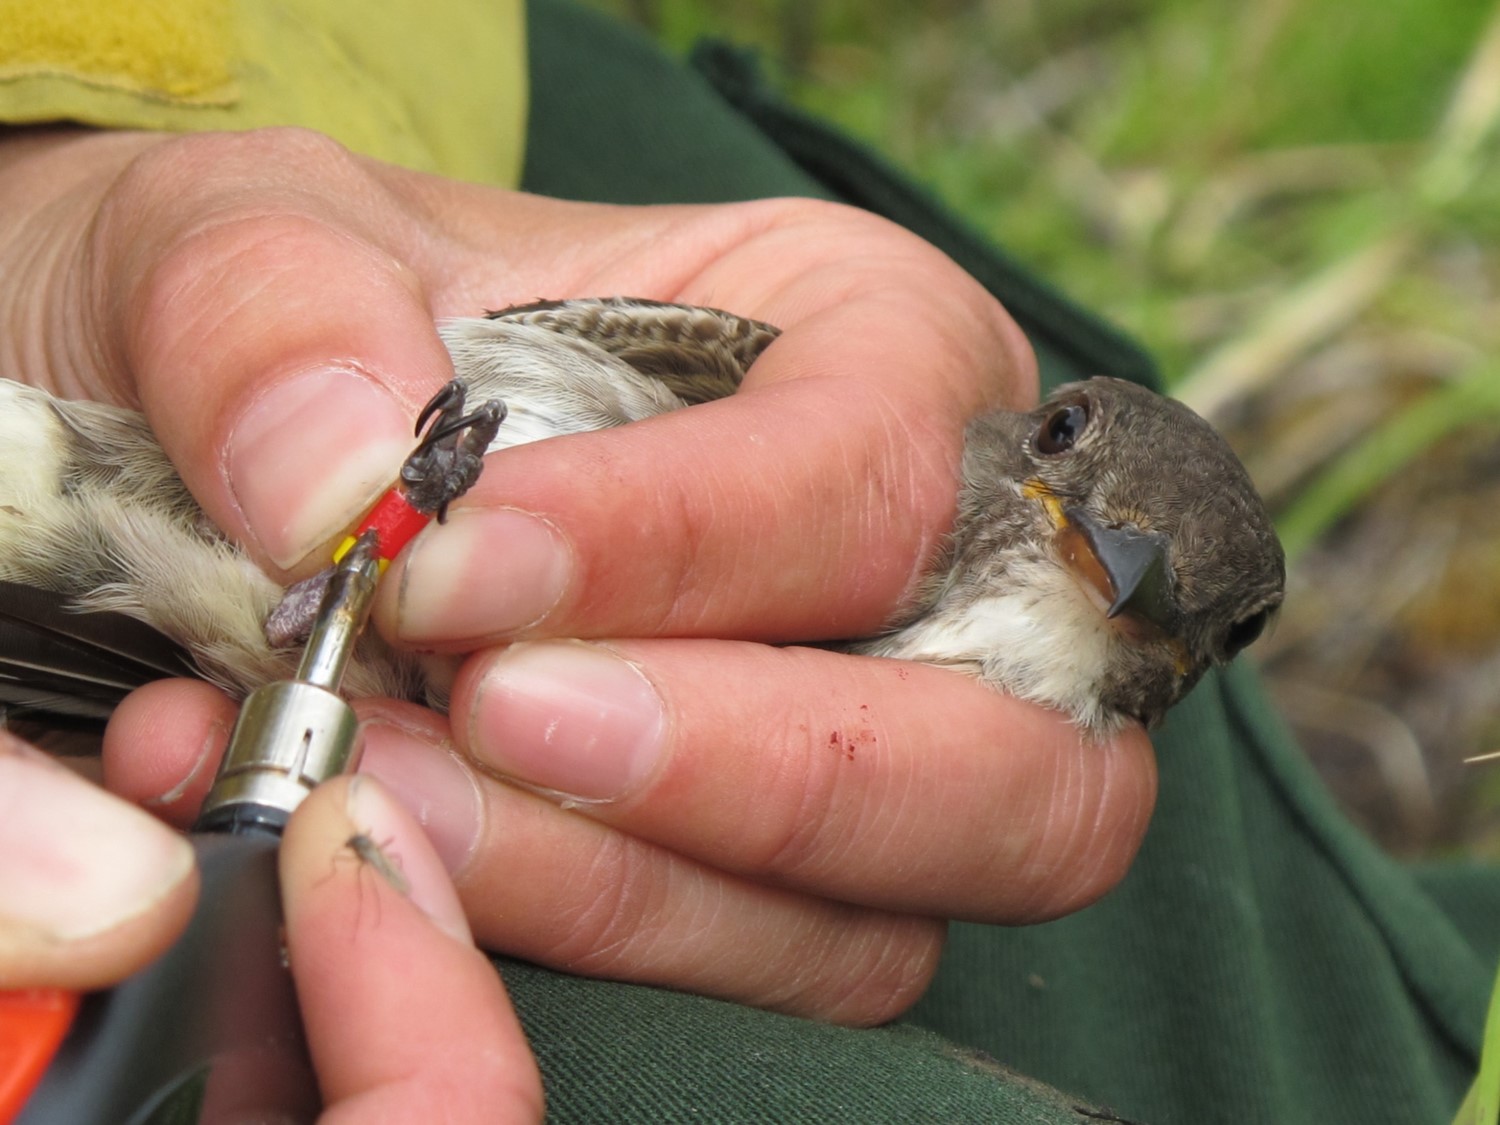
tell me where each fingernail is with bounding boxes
[0,748,194,941]
[143,715,228,812]
[226,366,414,568]
[343,775,470,944]
[466,641,665,801]
[358,720,482,876]
[395,508,571,644]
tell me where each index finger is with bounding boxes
[281,777,543,1122]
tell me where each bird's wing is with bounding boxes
[0,579,193,729]
[487,297,781,406]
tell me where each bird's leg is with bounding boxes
[263,380,506,648]
[399,381,507,522]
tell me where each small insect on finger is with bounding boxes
[345,832,409,895]
[324,832,407,933]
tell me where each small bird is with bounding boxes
[0,298,1283,736]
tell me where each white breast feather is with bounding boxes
[0,379,67,501]
[439,318,687,449]
[867,555,1117,732]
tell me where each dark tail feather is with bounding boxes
[0,580,193,732]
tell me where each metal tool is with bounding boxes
[196,531,381,835]
[12,534,382,1125]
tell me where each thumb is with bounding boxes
[94,132,455,574]
[0,732,197,990]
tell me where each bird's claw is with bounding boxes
[399,380,507,521]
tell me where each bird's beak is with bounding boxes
[1060,506,1180,635]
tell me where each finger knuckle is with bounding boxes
[648,478,716,634]
[103,134,383,357]
[788,916,947,1026]
[111,127,359,205]
[1006,740,1155,919]
[120,209,332,361]
[545,832,676,973]
[740,720,860,879]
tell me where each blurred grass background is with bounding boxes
[586,0,1500,859]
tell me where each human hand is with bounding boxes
[0,730,195,990]
[281,774,543,1122]
[0,730,541,1121]
[3,125,1156,1026]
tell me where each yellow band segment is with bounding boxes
[332,536,389,573]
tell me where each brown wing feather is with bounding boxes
[486,297,781,406]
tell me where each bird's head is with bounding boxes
[934,377,1285,731]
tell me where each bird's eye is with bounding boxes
[1224,609,1270,658]
[1035,400,1090,455]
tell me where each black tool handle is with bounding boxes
[16,831,319,1124]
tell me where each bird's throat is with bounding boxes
[1055,524,1117,617]
[1022,478,1115,616]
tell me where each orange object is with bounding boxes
[0,989,78,1121]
